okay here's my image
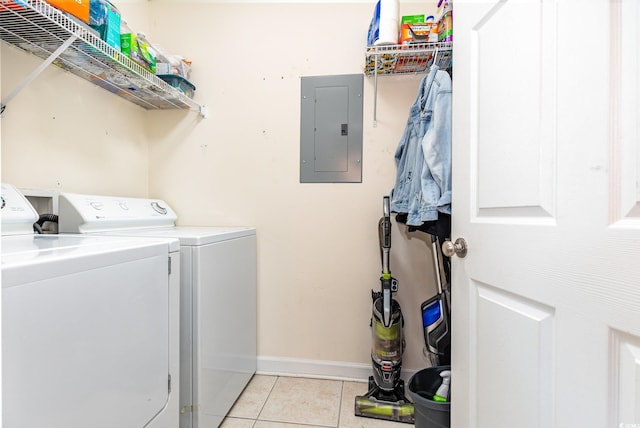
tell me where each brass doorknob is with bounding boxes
[442,238,468,258]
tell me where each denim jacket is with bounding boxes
[390,65,452,226]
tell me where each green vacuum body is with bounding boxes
[371,297,403,391]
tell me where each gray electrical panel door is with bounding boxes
[300,74,363,183]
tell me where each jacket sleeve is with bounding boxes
[422,70,452,214]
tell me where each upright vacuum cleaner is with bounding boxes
[354,196,415,424]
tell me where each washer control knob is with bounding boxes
[90,202,104,210]
[151,201,168,215]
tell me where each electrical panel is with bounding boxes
[300,74,363,183]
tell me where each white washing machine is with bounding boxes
[58,192,257,428]
[1,184,181,428]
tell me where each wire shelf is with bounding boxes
[364,41,452,126]
[365,42,453,75]
[0,0,201,112]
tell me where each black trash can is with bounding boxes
[408,366,451,428]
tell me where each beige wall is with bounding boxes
[1,0,443,377]
[1,45,150,196]
[1,0,152,195]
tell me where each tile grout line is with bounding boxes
[336,380,344,428]
[251,376,346,428]
[254,375,280,425]
[234,376,373,428]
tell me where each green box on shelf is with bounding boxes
[401,14,425,24]
[120,33,156,73]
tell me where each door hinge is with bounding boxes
[168,257,172,275]
[168,374,172,393]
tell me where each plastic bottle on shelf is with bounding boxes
[367,0,400,45]
[437,0,453,42]
[429,13,439,43]
[120,19,131,33]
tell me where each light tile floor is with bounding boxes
[222,375,411,428]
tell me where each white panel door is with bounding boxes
[452,1,640,427]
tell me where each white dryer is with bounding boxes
[58,192,257,428]
[1,184,181,428]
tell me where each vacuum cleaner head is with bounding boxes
[355,379,415,424]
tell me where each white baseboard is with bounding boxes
[256,356,419,383]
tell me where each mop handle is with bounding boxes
[431,236,444,295]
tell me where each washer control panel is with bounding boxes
[1,183,39,236]
[58,192,178,233]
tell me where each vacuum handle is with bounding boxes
[382,196,391,250]
[380,197,392,274]
[380,196,394,327]
[382,286,391,327]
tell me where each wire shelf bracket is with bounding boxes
[1,30,78,115]
[365,42,452,127]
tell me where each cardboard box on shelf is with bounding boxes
[401,14,425,24]
[409,23,433,41]
[90,0,121,50]
[399,15,425,45]
[46,0,90,24]
[393,53,432,73]
[121,33,156,73]
[156,63,171,75]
